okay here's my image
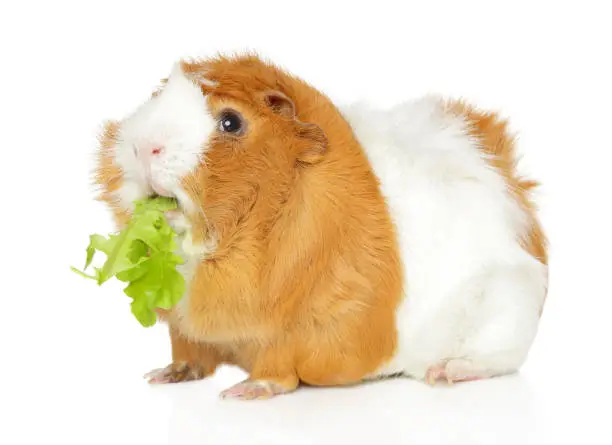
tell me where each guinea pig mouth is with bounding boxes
[149,191,175,201]
[148,187,182,206]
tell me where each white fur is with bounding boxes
[111,63,218,324]
[340,97,548,380]
[113,63,216,212]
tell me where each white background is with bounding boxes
[1,1,611,444]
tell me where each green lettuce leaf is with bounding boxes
[72,196,187,327]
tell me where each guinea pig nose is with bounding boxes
[136,143,164,161]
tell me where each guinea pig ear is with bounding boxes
[262,90,328,164]
[295,122,328,165]
[262,90,296,119]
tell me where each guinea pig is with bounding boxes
[94,53,548,400]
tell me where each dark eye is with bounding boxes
[218,110,244,134]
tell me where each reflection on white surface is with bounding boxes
[163,366,537,445]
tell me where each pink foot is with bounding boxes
[425,359,488,385]
[425,363,448,385]
[220,379,292,401]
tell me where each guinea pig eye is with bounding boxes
[218,110,244,135]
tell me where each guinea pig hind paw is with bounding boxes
[219,379,292,401]
[425,364,448,386]
[425,358,488,385]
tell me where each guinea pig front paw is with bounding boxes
[144,362,207,384]
[219,378,296,401]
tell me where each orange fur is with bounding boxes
[94,120,131,227]
[444,100,548,266]
[168,326,228,376]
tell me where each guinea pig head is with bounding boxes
[96,57,328,249]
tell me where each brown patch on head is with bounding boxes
[176,55,330,250]
[444,100,548,266]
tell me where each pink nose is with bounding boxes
[137,144,164,161]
